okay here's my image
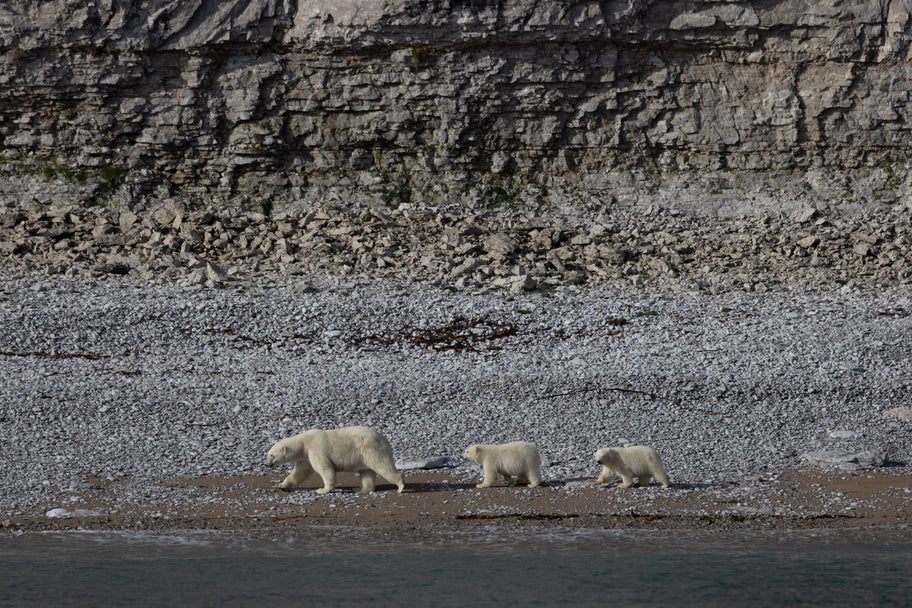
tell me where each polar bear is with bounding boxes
[462,441,542,488]
[265,426,405,495]
[593,446,670,488]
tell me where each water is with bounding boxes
[1,527,911,607]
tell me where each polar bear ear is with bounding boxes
[281,446,289,457]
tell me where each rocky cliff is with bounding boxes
[2,0,912,216]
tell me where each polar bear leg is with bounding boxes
[656,470,670,488]
[478,466,498,488]
[359,470,377,494]
[618,474,634,488]
[313,463,336,495]
[277,461,313,490]
[526,469,541,488]
[594,466,614,485]
[368,461,405,493]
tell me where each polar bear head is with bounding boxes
[462,445,482,464]
[594,448,615,466]
[265,436,306,467]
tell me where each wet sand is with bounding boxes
[7,467,911,534]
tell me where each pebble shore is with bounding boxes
[1,202,911,530]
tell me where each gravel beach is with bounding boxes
[1,203,911,532]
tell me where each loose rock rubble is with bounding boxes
[2,201,912,293]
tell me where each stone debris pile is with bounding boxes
[2,202,912,292]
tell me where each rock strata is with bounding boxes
[2,1,912,212]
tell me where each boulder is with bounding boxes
[884,407,912,421]
[395,456,452,470]
[800,449,886,469]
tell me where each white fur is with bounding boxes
[463,441,542,488]
[265,426,405,495]
[593,446,670,488]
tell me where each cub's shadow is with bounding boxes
[551,477,704,491]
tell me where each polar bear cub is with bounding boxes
[463,441,542,488]
[265,425,405,495]
[594,446,670,488]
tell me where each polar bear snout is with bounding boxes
[265,444,291,467]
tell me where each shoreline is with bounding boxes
[1,204,911,537]
[6,467,912,534]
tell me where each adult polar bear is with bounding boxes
[463,441,542,488]
[593,446,670,489]
[265,426,405,495]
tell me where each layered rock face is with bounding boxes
[2,0,912,215]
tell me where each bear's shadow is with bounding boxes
[279,482,478,494]
[404,481,477,493]
[270,473,478,494]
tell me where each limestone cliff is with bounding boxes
[2,0,912,215]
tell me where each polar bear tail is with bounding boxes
[655,466,670,488]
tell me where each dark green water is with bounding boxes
[1,527,910,607]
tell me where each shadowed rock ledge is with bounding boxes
[2,1,912,215]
